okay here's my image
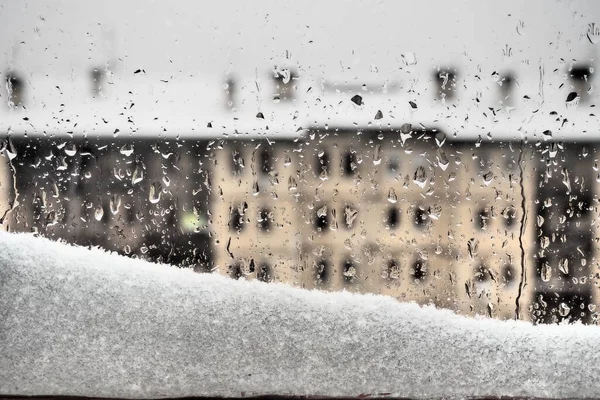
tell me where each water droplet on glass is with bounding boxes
[559,258,569,275]
[344,205,359,229]
[120,143,134,156]
[94,205,104,221]
[288,176,298,192]
[387,188,397,203]
[110,194,121,215]
[561,168,571,191]
[436,149,449,171]
[540,262,552,282]
[64,144,77,157]
[482,172,494,185]
[149,182,162,204]
[566,92,580,107]
[558,302,571,317]
[132,165,144,185]
[413,166,427,188]
[467,238,479,259]
[373,144,382,166]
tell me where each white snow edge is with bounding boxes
[0,231,599,399]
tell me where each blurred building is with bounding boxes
[0,55,598,324]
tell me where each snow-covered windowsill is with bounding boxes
[1,231,599,400]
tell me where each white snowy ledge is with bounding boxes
[1,232,600,400]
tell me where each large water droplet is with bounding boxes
[387,188,397,203]
[559,258,569,275]
[64,144,77,157]
[558,302,571,317]
[467,238,479,259]
[413,166,427,188]
[132,165,144,185]
[540,262,552,282]
[110,194,121,214]
[149,182,162,204]
[94,205,104,221]
[344,205,359,229]
[120,143,134,156]
[373,144,382,166]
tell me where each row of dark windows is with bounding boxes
[315,258,428,285]
[475,207,516,230]
[5,64,594,109]
[229,205,274,233]
[474,263,516,285]
[229,261,272,282]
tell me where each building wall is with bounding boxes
[4,131,595,323]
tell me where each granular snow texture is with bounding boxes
[1,231,600,399]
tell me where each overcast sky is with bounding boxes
[1,0,598,80]
[0,1,599,139]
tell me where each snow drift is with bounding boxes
[1,231,600,399]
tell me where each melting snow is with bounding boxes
[1,231,600,399]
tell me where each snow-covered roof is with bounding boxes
[0,1,599,141]
[2,231,600,399]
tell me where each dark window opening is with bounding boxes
[229,206,245,232]
[388,157,400,175]
[126,206,136,223]
[569,64,593,103]
[231,148,245,176]
[533,291,592,324]
[314,206,329,231]
[90,67,105,97]
[386,259,401,280]
[412,258,427,281]
[315,150,330,177]
[229,263,243,280]
[342,259,357,284]
[259,147,273,176]
[225,77,236,110]
[342,151,357,177]
[257,263,272,282]
[498,73,515,104]
[502,264,515,286]
[315,259,330,285]
[433,69,457,101]
[475,208,490,230]
[386,206,400,229]
[504,207,516,228]
[474,264,490,283]
[414,207,428,228]
[258,208,272,232]
[5,71,25,107]
[272,67,297,101]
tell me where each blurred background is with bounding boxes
[1,0,600,323]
